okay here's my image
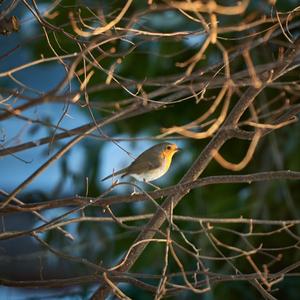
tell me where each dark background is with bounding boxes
[1,0,300,299]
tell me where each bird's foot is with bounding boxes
[130,186,138,195]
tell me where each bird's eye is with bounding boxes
[166,145,172,150]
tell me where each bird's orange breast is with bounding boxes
[161,150,175,172]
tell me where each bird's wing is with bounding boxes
[101,166,129,181]
[127,149,162,175]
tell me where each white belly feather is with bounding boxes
[130,162,167,182]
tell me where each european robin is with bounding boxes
[101,142,180,182]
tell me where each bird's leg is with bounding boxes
[131,187,137,195]
[144,180,160,191]
[130,179,138,195]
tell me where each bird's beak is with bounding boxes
[175,147,181,153]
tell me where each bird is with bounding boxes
[101,142,180,183]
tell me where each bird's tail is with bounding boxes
[100,167,128,182]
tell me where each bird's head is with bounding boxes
[160,142,181,165]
